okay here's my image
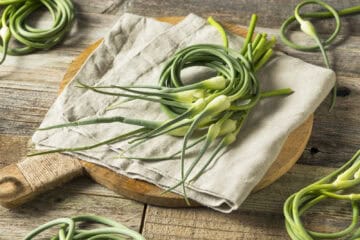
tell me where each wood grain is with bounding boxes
[0,134,29,168]
[142,164,355,239]
[73,0,360,36]
[0,1,359,238]
[0,179,144,239]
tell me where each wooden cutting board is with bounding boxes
[0,17,313,208]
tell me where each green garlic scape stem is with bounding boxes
[23,215,146,240]
[282,2,360,238]
[208,16,228,50]
[28,128,147,157]
[32,15,294,204]
[280,0,360,111]
[284,151,360,240]
[0,0,75,64]
[241,14,257,55]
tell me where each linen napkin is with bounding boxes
[31,13,335,213]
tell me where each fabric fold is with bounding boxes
[32,13,335,213]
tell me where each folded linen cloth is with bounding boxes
[32,13,335,213]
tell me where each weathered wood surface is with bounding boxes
[0,177,144,239]
[142,164,355,239]
[0,0,359,239]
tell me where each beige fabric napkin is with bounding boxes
[32,13,335,213]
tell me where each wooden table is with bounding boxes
[0,0,359,239]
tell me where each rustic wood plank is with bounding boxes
[299,75,360,167]
[0,12,118,136]
[119,0,360,35]
[0,1,359,238]
[143,204,354,240]
[0,182,144,239]
[0,135,29,168]
[72,0,127,15]
[144,208,288,240]
[71,0,360,37]
[142,164,355,239]
[0,88,54,135]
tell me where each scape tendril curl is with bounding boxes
[30,15,293,204]
[281,0,360,239]
[284,151,360,240]
[23,215,146,240]
[280,0,360,111]
[0,0,75,64]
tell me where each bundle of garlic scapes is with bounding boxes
[30,15,293,203]
[284,151,360,239]
[0,0,75,64]
[23,215,145,240]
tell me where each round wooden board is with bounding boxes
[59,17,313,207]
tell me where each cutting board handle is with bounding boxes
[0,154,83,208]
